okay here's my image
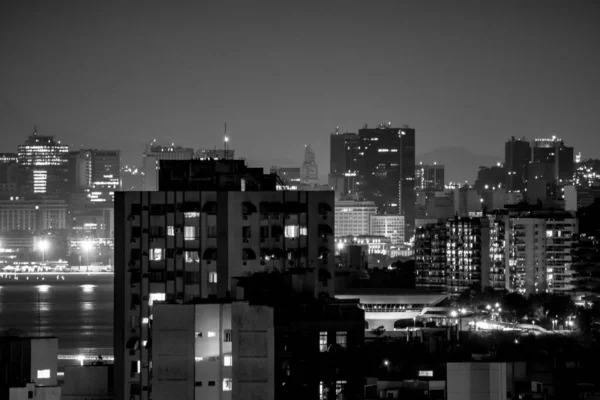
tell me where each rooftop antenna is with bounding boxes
[33,125,38,136]
[224,122,229,160]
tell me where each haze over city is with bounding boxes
[2,0,600,181]
[2,1,600,400]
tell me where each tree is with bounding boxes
[544,294,576,320]
[503,292,529,319]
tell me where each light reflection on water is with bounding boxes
[0,275,113,357]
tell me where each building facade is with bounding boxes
[415,163,444,191]
[300,145,319,184]
[0,197,67,232]
[357,124,416,239]
[328,130,359,199]
[151,301,274,400]
[445,217,490,296]
[415,222,447,292]
[17,129,69,194]
[334,200,377,237]
[141,143,195,191]
[114,186,335,400]
[505,137,530,193]
[369,214,405,245]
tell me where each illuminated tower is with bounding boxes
[17,127,69,194]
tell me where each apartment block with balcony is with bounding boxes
[445,217,490,296]
[415,222,447,292]
[114,187,335,400]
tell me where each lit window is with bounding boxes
[137,360,141,373]
[336,331,347,348]
[299,226,308,236]
[142,318,149,324]
[319,331,328,352]
[336,380,347,395]
[185,251,200,263]
[224,355,232,366]
[546,230,553,238]
[207,331,216,338]
[184,226,196,241]
[167,226,174,236]
[148,293,165,305]
[37,369,50,379]
[149,248,163,261]
[209,272,217,283]
[195,357,203,362]
[142,340,147,347]
[184,211,200,218]
[285,225,299,238]
[223,378,232,391]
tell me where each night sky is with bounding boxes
[1,0,599,181]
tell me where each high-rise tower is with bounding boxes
[357,124,416,239]
[300,144,319,184]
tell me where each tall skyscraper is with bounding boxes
[114,159,335,400]
[17,127,69,194]
[530,137,574,185]
[504,137,530,192]
[357,124,416,238]
[329,129,359,199]
[300,144,319,184]
[141,142,195,191]
[415,163,445,191]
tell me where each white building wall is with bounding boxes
[369,215,405,244]
[335,201,377,237]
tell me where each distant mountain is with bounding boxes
[417,147,501,184]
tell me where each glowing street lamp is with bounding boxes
[81,240,94,272]
[37,239,50,263]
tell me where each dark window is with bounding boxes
[224,329,232,342]
[195,382,202,387]
[166,249,175,258]
[207,225,217,238]
[28,392,33,399]
[149,271,164,282]
[242,226,251,238]
[130,204,141,214]
[131,227,141,237]
[260,226,269,238]
[185,272,200,283]
[208,381,216,387]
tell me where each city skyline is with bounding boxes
[1,0,599,181]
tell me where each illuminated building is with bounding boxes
[141,142,195,191]
[490,207,577,295]
[17,128,69,194]
[69,149,121,204]
[488,215,508,291]
[415,222,447,292]
[357,124,416,239]
[529,137,574,186]
[0,196,67,232]
[195,148,235,160]
[300,144,319,184]
[336,288,448,331]
[369,214,405,245]
[328,129,359,199]
[0,153,19,195]
[335,236,391,257]
[445,216,490,296]
[114,159,335,400]
[504,137,530,192]
[334,200,377,237]
[574,158,600,188]
[415,163,444,191]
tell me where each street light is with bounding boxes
[37,239,50,264]
[81,240,94,272]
